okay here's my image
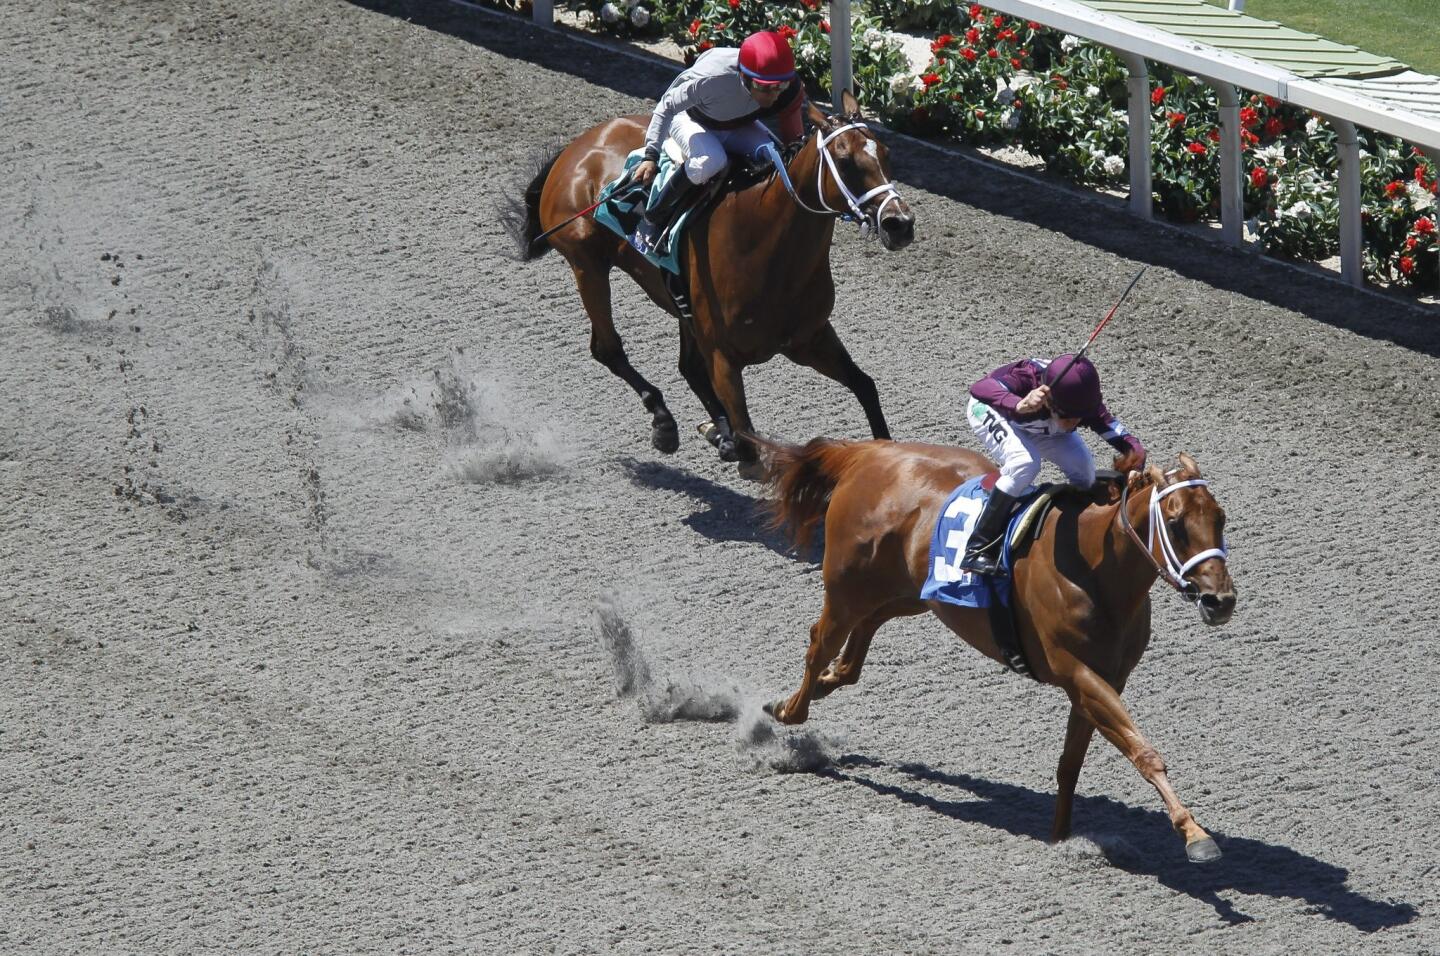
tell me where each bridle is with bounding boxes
[1117,474,1229,601]
[756,122,905,239]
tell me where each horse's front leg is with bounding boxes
[1051,705,1096,843]
[783,321,890,441]
[705,350,763,479]
[1066,666,1221,863]
[569,260,679,454]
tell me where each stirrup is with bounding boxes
[959,547,1002,576]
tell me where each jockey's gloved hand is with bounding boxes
[1113,449,1146,475]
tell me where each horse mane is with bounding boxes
[748,433,863,553]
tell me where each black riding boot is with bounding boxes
[643,169,701,227]
[959,488,1018,576]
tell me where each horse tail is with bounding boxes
[501,144,563,262]
[750,433,864,553]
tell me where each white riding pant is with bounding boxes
[668,112,773,185]
[967,398,1096,497]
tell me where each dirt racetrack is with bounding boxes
[3,0,1438,952]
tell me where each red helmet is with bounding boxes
[1043,354,1102,418]
[738,31,797,86]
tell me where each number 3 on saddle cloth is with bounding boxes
[920,473,1055,679]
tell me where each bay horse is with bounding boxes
[504,90,915,477]
[755,436,1237,863]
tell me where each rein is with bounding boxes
[1116,476,1229,600]
[754,122,903,239]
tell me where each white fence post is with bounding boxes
[1328,117,1364,287]
[532,0,553,26]
[830,0,853,102]
[1119,52,1152,220]
[1207,79,1244,246]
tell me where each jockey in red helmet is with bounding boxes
[635,30,806,230]
[958,353,1148,575]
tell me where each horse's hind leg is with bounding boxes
[1051,705,1096,843]
[1066,666,1221,863]
[769,596,854,725]
[571,261,679,453]
[783,322,890,440]
[813,602,920,700]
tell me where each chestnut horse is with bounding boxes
[755,436,1237,863]
[504,91,915,477]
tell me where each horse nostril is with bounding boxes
[881,216,914,241]
[1201,591,1236,613]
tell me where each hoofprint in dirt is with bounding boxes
[0,0,1435,953]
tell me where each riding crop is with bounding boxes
[529,170,634,251]
[1049,265,1147,382]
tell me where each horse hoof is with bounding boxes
[718,441,739,463]
[737,459,766,481]
[1185,837,1222,864]
[652,420,679,454]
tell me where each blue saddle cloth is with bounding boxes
[919,477,1039,609]
[592,149,700,275]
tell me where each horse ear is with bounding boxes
[805,100,831,130]
[840,88,861,118]
[1178,451,1200,476]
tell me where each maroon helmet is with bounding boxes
[738,31,797,86]
[1043,354,1102,418]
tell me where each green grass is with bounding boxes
[1206,0,1440,75]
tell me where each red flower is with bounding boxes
[1264,117,1283,138]
[819,19,829,33]
[1028,21,1041,29]
[1167,111,1185,128]
[1263,95,1280,110]
[1052,75,1067,90]
[969,4,983,20]
[1416,217,1437,234]
[1187,142,1208,155]
[975,108,986,118]
[1240,106,1260,129]
[921,72,942,88]
[777,24,798,40]
[1385,180,1407,198]
[697,40,713,50]
[934,34,955,51]
[1207,128,1220,142]
[1010,57,1022,68]
[1241,129,1259,147]
[998,28,1015,41]
[728,0,739,8]
[1250,167,1269,188]
[962,48,977,62]
[992,15,1004,27]
[1399,255,1416,275]
[986,47,998,58]
[965,27,980,44]
[1406,237,1419,250]
[688,18,701,36]
[1151,86,1165,105]
[1416,165,1431,183]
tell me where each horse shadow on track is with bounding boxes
[618,457,821,564]
[823,756,1418,932]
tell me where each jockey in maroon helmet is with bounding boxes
[959,353,1148,575]
[635,30,806,229]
